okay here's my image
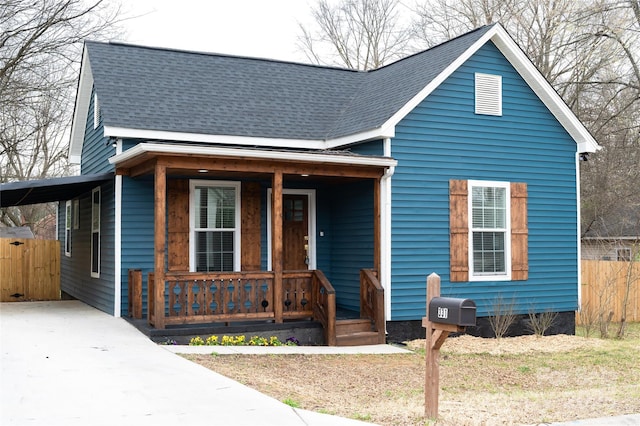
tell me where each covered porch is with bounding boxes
[113,143,395,345]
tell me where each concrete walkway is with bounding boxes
[0,301,378,426]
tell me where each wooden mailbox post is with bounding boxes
[422,272,476,419]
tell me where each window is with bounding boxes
[93,94,101,129]
[65,201,72,257]
[190,181,240,272]
[73,199,80,229]
[91,187,100,277]
[450,180,528,282]
[617,248,631,262]
[475,73,502,116]
[469,181,510,279]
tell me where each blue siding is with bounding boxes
[315,186,333,278]
[330,180,375,311]
[60,181,115,314]
[81,87,115,175]
[390,42,579,320]
[350,139,385,156]
[119,176,155,316]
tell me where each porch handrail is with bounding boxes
[360,269,385,344]
[312,270,336,346]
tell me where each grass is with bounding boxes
[186,322,640,426]
[282,397,300,408]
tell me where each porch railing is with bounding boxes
[311,270,336,346]
[148,270,334,330]
[360,269,386,344]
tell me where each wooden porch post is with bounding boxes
[154,162,166,329]
[272,171,284,323]
[373,178,381,273]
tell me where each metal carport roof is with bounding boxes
[0,173,113,207]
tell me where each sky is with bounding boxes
[118,0,315,62]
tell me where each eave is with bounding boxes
[108,142,397,178]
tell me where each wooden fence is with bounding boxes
[0,238,60,302]
[580,260,640,324]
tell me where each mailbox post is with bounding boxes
[423,273,476,419]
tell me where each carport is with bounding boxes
[0,173,112,302]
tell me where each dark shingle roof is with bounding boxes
[87,25,493,141]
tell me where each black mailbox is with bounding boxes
[428,297,476,326]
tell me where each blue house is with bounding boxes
[56,24,598,343]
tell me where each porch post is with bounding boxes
[154,162,166,329]
[374,177,381,273]
[272,171,284,323]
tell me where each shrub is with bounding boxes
[488,295,517,339]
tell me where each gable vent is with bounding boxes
[475,73,502,116]
[93,94,101,129]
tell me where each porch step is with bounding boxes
[335,318,381,346]
[336,331,381,346]
[336,318,373,334]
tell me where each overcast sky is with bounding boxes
[118,0,315,62]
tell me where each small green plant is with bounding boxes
[352,413,372,421]
[188,334,298,346]
[249,335,269,346]
[282,397,300,408]
[189,336,205,346]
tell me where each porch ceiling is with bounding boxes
[110,143,396,179]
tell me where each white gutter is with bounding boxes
[104,126,395,152]
[381,138,395,321]
[109,142,397,168]
[576,153,582,311]
[113,139,122,317]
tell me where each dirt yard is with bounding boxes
[186,330,640,425]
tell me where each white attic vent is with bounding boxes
[93,93,101,129]
[475,73,502,116]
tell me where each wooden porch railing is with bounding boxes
[360,269,386,344]
[312,270,336,346]
[147,270,335,332]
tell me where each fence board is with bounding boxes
[0,238,60,302]
[580,260,640,324]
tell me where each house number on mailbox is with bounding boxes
[437,307,448,319]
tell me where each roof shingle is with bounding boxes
[86,25,494,142]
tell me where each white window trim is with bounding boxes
[91,187,101,278]
[266,188,316,271]
[189,180,241,272]
[65,201,72,257]
[468,180,511,281]
[475,73,502,116]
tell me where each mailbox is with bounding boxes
[428,297,476,326]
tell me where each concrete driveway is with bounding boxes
[0,301,373,426]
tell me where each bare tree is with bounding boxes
[297,0,414,70]
[0,0,122,233]
[413,0,639,254]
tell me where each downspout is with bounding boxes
[114,139,122,317]
[381,138,395,321]
[575,152,583,313]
